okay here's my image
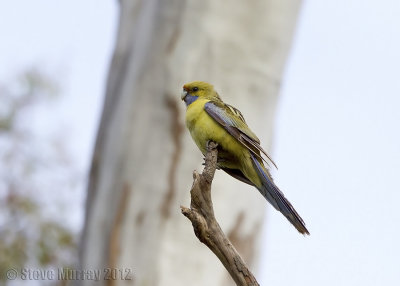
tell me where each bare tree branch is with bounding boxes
[181,141,260,286]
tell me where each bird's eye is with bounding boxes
[192,87,199,92]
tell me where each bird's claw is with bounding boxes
[206,140,218,149]
[202,154,223,170]
[202,160,221,169]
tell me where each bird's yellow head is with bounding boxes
[181,81,221,106]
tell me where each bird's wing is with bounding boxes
[204,101,277,169]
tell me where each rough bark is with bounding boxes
[181,142,259,286]
[80,0,301,285]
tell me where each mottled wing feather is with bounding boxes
[225,104,247,124]
[204,101,277,169]
[239,133,278,169]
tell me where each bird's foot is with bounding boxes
[202,156,222,169]
[206,140,218,150]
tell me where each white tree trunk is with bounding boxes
[80,0,301,285]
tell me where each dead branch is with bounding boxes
[181,141,260,286]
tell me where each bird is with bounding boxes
[181,81,309,235]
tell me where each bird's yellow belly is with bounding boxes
[185,99,245,168]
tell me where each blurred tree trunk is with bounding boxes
[80,0,301,285]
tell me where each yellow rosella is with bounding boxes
[181,81,309,235]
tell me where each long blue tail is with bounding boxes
[250,153,309,235]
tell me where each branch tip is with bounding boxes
[180,140,259,286]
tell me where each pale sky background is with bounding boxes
[1,1,399,285]
[261,1,400,285]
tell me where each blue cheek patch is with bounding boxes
[184,95,199,106]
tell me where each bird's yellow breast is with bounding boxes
[185,98,245,168]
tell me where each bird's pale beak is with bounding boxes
[181,89,188,100]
